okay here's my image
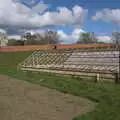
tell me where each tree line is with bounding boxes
[7,31,120,46]
[7,30,59,46]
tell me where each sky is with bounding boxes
[0,0,120,44]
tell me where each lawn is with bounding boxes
[0,51,120,120]
[0,51,32,68]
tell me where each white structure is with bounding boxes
[0,32,8,47]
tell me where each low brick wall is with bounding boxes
[0,44,116,52]
[58,44,114,49]
[0,45,50,52]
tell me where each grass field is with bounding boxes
[0,51,32,68]
[0,51,120,120]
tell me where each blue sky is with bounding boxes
[41,0,120,35]
[15,0,120,35]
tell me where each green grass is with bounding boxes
[0,51,120,120]
[0,51,32,68]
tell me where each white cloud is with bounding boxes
[58,30,70,42]
[96,35,112,43]
[0,0,87,34]
[0,28,6,34]
[93,8,120,26]
[32,2,49,14]
[8,35,21,40]
[58,28,85,44]
[25,29,47,36]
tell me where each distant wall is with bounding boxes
[58,44,114,49]
[0,44,116,52]
[0,45,51,52]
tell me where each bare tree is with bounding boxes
[44,30,59,44]
[111,32,120,44]
[77,32,98,44]
[22,30,59,45]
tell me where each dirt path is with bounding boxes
[0,75,95,120]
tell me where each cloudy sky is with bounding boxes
[0,0,120,44]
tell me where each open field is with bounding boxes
[0,51,32,68]
[0,51,120,120]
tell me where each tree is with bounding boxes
[22,30,59,45]
[77,32,98,44]
[44,30,59,44]
[7,39,24,46]
[111,32,120,44]
[22,32,37,45]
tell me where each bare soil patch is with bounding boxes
[0,75,95,120]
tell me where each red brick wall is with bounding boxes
[58,44,113,49]
[0,45,51,52]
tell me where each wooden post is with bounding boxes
[114,43,120,84]
[115,73,120,84]
[97,73,100,82]
[116,44,120,83]
[95,73,100,83]
[116,48,120,83]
